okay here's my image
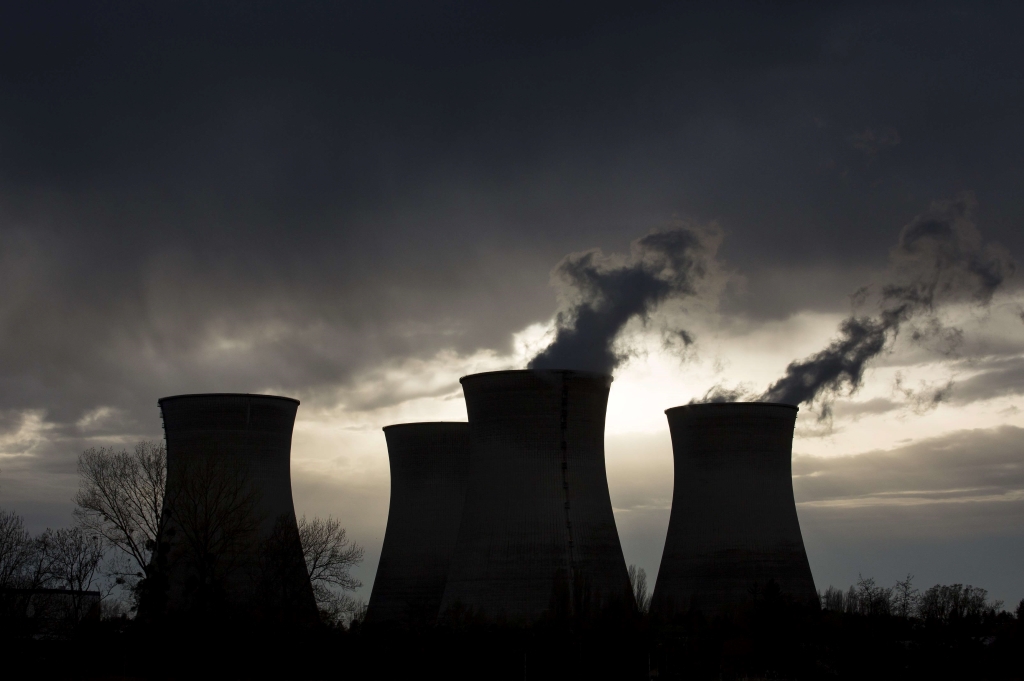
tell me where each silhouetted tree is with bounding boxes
[298,515,363,624]
[628,564,650,613]
[73,441,166,592]
[22,529,59,591]
[893,573,919,618]
[855,574,893,616]
[820,585,845,611]
[42,527,105,619]
[43,528,104,592]
[844,584,858,613]
[0,508,35,589]
[0,524,105,629]
[919,583,998,622]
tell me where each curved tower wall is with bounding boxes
[151,393,317,622]
[440,370,633,623]
[365,422,471,627]
[650,402,817,619]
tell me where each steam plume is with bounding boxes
[691,384,752,404]
[893,372,956,415]
[529,226,720,374]
[760,196,1013,412]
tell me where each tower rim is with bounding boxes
[383,421,469,432]
[459,369,613,384]
[665,401,797,415]
[158,393,300,406]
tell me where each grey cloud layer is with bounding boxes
[794,426,1024,506]
[950,356,1024,404]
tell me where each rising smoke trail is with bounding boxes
[691,384,754,404]
[529,226,721,374]
[759,195,1013,413]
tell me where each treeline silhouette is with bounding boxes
[3,553,1022,678]
[2,442,1022,679]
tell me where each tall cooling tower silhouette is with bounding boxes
[148,393,317,622]
[365,422,471,627]
[440,370,633,623]
[650,403,817,620]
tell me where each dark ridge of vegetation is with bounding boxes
[1,442,1021,678]
[1,577,1021,679]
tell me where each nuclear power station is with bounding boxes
[147,393,317,622]
[365,422,471,627]
[439,370,634,623]
[650,402,818,619]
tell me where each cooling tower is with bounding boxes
[439,370,633,623]
[147,393,317,623]
[650,402,817,620]
[365,422,471,627]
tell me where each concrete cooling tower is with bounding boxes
[365,422,471,627]
[439,370,633,623]
[650,402,817,620]
[147,393,317,623]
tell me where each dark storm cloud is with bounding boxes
[760,197,1014,412]
[0,1,1022,473]
[529,226,720,373]
[0,410,31,440]
[849,128,901,159]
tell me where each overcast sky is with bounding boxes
[1,2,1022,607]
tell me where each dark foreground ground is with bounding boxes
[1,603,1021,680]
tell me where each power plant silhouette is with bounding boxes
[147,393,317,622]
[650,402,818,619]
[439,370,634,623]
[143,383,818,627]
[365,422,471,627]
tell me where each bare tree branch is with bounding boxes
[893,573,919,618]
[628,564,650,614]
[0,508,35,589]
[44,527,105,593]
[298,515,363,618]
[73,441,166,579]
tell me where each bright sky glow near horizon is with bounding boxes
[261,295,1024,607]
